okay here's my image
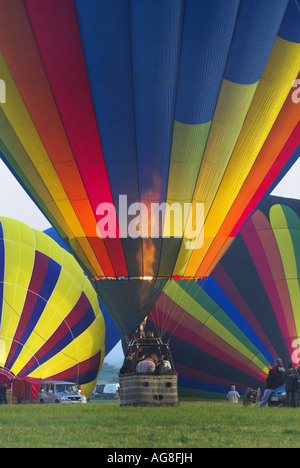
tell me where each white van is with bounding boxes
[38,381,87,404]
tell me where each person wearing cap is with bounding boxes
[226,385,240,404]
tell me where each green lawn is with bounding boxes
[0,401,299,448]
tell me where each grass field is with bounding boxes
[0,401,299,448]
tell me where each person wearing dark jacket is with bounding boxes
[0,384,8,405]
[119,354,134,374]
[260,363,277,407]
[284,362,299,408]
[274,358,285,387]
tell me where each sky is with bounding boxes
[0,156,299,365]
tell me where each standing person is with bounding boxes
[120,352,135,374]
[274,358,285,386]
[284,363,298,408]
[0,383,8,405]
[226,385,240,404]
[136,349,146,366]
[260,363,277,407]
[136,353,157,373]
[297,360,300,378]
[154,354,165,374]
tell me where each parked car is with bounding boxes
[268,385,299,407]
[268,385,286,407]
[38,381,87,404]
[91,384,105,399]
[91,383,120,400]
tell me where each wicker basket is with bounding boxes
[119,373,179,407]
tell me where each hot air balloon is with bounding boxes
[146,196,300,399]
[44,227,121,356]
[0,217,105,398]
[0,0,299,336]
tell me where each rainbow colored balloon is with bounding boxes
[0,218,105,398]
[0,0,299,334]
[148,197,300,398]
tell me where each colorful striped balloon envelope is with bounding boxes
[147,196,300,398]
[0,218,105,398]
[0,1,299,333]
[0,0,299,278]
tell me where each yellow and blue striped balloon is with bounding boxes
[0,217,105,398]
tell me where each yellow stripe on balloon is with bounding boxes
[270,205,300,338]
[0,54,105,277]
[183,36,300,277]
[0,220,36,366]
[164,281,266,371]
[0,53,85,236]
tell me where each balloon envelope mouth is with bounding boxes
[0,367,15,389]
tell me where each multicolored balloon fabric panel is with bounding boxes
[0,0,299,280]
[148,197,300,398]
[44,227,121,354]
[0,218,105,398]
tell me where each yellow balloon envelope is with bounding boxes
[0,218,105,398]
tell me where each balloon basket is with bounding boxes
[119,373,179,407]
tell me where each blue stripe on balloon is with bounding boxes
[202,277,274,363]
[278,0,300,43]
[21,305,95,377]
[8,256,61,370]
[175,0,240,124]
[224,0,289,84]
[75,0,138,204]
